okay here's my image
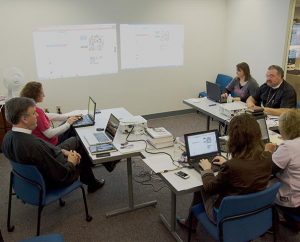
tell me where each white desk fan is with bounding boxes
[3,67,25,99]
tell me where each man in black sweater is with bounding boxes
[246,65,297,116]
[2,97,104,193]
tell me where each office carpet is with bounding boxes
[0,112,299,241]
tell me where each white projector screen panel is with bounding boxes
[33,24,118,80]
[120,24,184,69]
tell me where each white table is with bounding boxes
[75,107,157,217]
[143,154,203,242]
[183,97,231,130]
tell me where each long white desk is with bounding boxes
[75,107,157,217]
[183,97,231,130]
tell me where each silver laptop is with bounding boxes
[73,97,96,128]
[255,115,270,143]
[184,129,222,173]
[85,113,120,145]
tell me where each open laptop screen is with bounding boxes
[105,114,120,140]
[256,116,270,143]
[88,97,96,121]
[184,130,220,159]
[206,81,222,103]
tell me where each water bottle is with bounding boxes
[227,94,233,103]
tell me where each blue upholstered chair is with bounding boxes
[199,74,233,98]
[279,208,300,227]
[188,182,281,242]
[7,160,92,236]
[0,229,64,242]
[19,233,64,242]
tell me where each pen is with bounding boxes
[209,104,217,106]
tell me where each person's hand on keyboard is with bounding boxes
[212,156,227,165]
[67,116,82,125]
[199,159,211,171]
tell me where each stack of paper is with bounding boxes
[146,127,174,149]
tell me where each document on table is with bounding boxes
[143,154,179,173]
[186,98,203,103]
[143,154,203,191]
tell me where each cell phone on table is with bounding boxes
[175,171,190,179]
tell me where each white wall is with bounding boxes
[224,0,292,85]
[0,0,293,114]
[0,0,227,115]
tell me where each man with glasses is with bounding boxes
[2,97,104,193]
[246,65,297,116]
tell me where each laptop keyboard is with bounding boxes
[94,132,111,143]
[190,157,221,173]
[73,115,90,125]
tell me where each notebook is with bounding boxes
[73,97,96,128]
[84,113,120,146]
[206,81,227,103]
[184,130,222,173]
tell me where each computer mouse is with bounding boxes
[212,159,220,164]
[96,128,104,131]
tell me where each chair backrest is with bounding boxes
[215,74,233,92]
[216,182,281,242]
[10,160,46,205]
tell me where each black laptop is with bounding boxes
[73,97,96,128]
[206,81,227,103]
[184,130,222,173]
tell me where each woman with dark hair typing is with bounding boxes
[177,113,272,229]
[265,110,300,231]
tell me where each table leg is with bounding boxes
[106,157,157,217]
[160,191,183,242]
[206,116,210,130]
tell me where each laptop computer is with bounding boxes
[255,115,270,143]
[206,81,227,103]
[84,113,120,146]
[73,97,96,128]
[184,129,222,173]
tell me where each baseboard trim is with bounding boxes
[142,109,196,120]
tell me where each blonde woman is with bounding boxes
[265,109,300,231]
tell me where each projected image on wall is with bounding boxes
[120,24,184,69]
[33,24,118,79]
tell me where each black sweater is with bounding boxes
[2,131,79,188]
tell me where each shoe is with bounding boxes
[176,217,196,232]
[87,178,105,193]
[103,160,119,173]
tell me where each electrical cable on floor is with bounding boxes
[132,158,168,192]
